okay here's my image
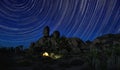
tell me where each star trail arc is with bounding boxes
[0,0,119,47]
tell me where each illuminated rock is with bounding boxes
[42,52,62,59]
[49,53,62,59]
[43,52,49,57]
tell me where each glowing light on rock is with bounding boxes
[50,53,62,59]
[42,52,49,57]
[42,52,62,59]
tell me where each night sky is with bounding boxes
[0,0,120,47]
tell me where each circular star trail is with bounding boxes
[0,0,120,47]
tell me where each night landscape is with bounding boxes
[0,0,120,70]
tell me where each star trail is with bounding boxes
[0,0,120,47]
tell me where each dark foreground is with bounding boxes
[0,33,120,70]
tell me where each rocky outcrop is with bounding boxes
[43,26,50,37]
[67,38,86,53]
[30,26,86,54]
[89,34,120,70]
[29,26,120,57]
[90,34,120,49]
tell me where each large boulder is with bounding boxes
[67,38,86,53]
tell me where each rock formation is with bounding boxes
[30,26,86,54]
[43,26,50,37]
[90,34,120,49]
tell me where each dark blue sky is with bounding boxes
[0,0,120,47]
